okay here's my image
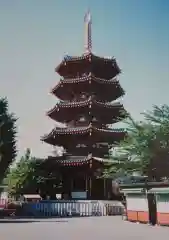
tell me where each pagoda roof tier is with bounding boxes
[47,99,126,124]
[46,153,111,167]
[55,52,121,80]
[51,74,124,101]
[41,124,126,147]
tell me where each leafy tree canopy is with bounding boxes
[6,149,61,197]
[0,97,17,186]
[6,149,41,196]
[104,105,169,181]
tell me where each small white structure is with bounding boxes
[20,194,42,202]
[121,182,169,226]
[148,187,169,226]
[122,188,149,223]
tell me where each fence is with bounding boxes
[104,201,124,215]
[22,200,124,217]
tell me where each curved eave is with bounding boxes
[41,126,91,142]
[55,53,121,77]
[55,52,118,73]
[47,156,91,166]
[41,125,126,146]
[47,100,125,115]
[46,154,108,166]
[95,101,124,109]
[51,75,121,93]
[47,99,90,115]
[51,76,125,101]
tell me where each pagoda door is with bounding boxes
[91,178,104,200]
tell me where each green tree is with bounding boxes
[6,149,61,198]
[0,98,17,186]
[6,149,43,196]
[104,105,169,180]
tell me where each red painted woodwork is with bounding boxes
[157,212,169,225]
[127,210,149,223]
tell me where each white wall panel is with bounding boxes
[156,194,169,213]
[127,196,148,211]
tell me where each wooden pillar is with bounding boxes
[71,178,74,199]
[89,159,92,199]
[62,169,71,199]
[89,176,92,199]
[104,178,106,199]
[85,175,90,199]
[86,175,92,199]
[85,175,89,199]
[85,175,88,191]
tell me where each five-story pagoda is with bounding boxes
[41,12,127,200]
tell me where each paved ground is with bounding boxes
[0,216,168,240]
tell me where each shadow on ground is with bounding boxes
[0,219,68,223]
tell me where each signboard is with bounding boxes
[71,191,87,199]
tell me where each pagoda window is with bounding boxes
[74,115,88,126]
[76,144,87,148]
[67,120,76,127]
[92,117,97,122]
[91,93,97,100]
[69,92,76,101]
[81,144,87,147]
[81,93,87,99]
[82,73,88,77]
[79,116,86,122]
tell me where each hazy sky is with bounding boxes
[0,0,169,158]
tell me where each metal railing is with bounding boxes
[0,199,124,217]
[22,200,105,217]
[22,200,124,217]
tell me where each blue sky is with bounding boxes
[0,0,169,158]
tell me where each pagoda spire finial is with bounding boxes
[84,10,92,53]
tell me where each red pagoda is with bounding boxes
[41,11,127,200]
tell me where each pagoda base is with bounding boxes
[61,176,110,200]
[41,155,116,200]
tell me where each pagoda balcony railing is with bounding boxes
[66,122,107,129]
[51,74,125,102]
[59,97,121,105]
[59,73,119,83]
[62,72,89,80]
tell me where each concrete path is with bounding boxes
[0,216,168,240]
